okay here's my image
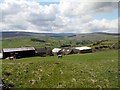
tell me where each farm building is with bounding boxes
[72,49,81,54]
[112,43,120,49]
[2,47,35,59]
[35,47,53,56]
[52,48,61,56]
[74,46,92,53]
[59,49,74,55]
[0,53,2,59]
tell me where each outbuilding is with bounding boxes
[35,47,53,56]
[72,49,81,54]
[74,46,92,53]
[59,49,74,55]
[2,47,35,59]
[52,48,61,56]
[0,53,2,59]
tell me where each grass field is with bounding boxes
[2,34,118,48]
[2,50,118,88]
[0,60,2,78]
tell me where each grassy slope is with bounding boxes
[2,36,65,48]
[2,50,118,88]
[0,60,2,78]
[2,34,118,48]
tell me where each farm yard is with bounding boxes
[2,50,119,88]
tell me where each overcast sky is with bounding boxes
[0,0,118,33]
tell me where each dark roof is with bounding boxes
[35,48,46,53]
[72,49,80,53]
[35,47,53,56]
[36,47,52,51]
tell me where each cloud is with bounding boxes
[83,19,118,33]
[0,0,118,33]
[27,4,58,26]
[59,2,117,17]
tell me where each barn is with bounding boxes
[2,47,35,59]
[35,47,53,56]
[74,46,92,53]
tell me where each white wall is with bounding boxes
[0,53,3,59]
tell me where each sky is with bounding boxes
[0,0,119,33]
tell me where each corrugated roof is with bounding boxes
[52,48,61,53]
[75,46,92,50]
[2,47,35,53]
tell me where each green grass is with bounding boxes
[2,50,118,88]
[2,36,67,48]
[2,34,119,48]
[0,60,2,78]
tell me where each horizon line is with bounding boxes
[1,31,119,34]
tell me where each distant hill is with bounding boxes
[1,32,39,38]
[92,32,120,36]
[1,31,119,41]
[1,31,119,48]
[1,31,76,39]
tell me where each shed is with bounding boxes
[59,49,74,55]
[2,47,35,59]
[0,53,2,59]
[35,47,53,56]
[112,43,120,49]
[72,49,81,54]
[74,46,92,53]
[52,48,61,56]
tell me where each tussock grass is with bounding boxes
[2,50,118,88]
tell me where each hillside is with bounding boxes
[1,32,119,49]
[1,32,76,39]
[1,32,119,88]
[2,50,118,88]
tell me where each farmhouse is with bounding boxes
[74,46,92,53]
[52,48,61,56]
[2,47,35,59]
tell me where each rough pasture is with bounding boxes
[2,50,118,88]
